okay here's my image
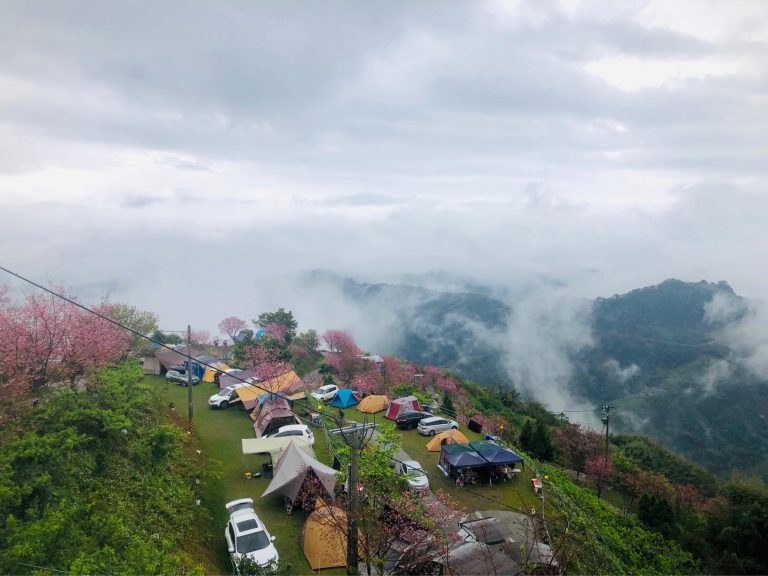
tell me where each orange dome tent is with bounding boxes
[426,428,470,451]
[357,395,389,414]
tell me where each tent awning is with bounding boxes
[241,437,314,462]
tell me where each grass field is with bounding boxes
[150,376,544,573]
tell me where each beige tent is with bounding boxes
[262,440,338,503]
[426,429,470,452]
[299,502,349,570]
[241,437,315,463]
[357,395,389,414]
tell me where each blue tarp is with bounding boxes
[469,441,524,466]
[331,389,359,408]
[440,444,487,469]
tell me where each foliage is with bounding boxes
[150,329,183,345]
[218,316,247,341]
[553,423,602,479]
[0,286,130,401]
[255,309,297,343]
[323,329,364,386]
[105,302,159,355]
[0,361,209,574]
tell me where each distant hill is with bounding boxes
[301,271,768,479]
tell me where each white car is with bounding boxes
[311,384,339,402]
[417,416,459,436]
[265,424,315,446]
[398,460,429,492]
[225,498,279,571]
[208,383,250,409]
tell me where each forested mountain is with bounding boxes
[302,272,768,479]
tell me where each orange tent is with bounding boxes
[426,429,470,451]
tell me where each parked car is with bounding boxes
[265,424,315,446]
[166,369,200,386]
[417,416,459,436]
[395,411,431,430]
[398,460,429,492]
[208,383,249,409]
[311,384,339,402]
[225,498,279,571]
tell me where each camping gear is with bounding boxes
[438,444,487,479]
[356,394,389,413]
[385,396,420,420]
[299,502,349,570]
[262,441,338,503]
[468,418,483,433]
[426,429,470,451]
[330,389,359,408]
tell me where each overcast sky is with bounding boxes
[1,0,766,335]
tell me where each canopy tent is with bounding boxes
[155,345,202,372]
[259,370,303,395]
[385,396,420,420]
[262,441,338,503]
[241,436,315,462]
[218,368,256,389]
[300,502,349,570]
[235,385,266,411]
[439,444,487,477]
[254,403,300,437]
[357,395,389,414]
[469,441,524,466]
[202,362,230,383]
[330,389,359,408]
[426,429,470,452]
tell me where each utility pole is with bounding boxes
[601,404,612,461]
[341,421,373,576]
[597,404,612,498]
[187,324,193,434]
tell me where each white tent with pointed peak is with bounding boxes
[261,439,339,503]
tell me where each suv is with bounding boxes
[209,384,249,409]
[225,498,279,571]
[395,411,431,430]
[166,369,200,386]
[265,424,315,445]
[417,416,459,436]
[311,384,338,402]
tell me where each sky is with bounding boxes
[1,0,767,341]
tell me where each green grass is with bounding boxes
[147,375,343,575]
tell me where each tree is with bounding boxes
[150,330,182,345]
[0,287,129,401]
[554,423,602,479]
[519,419,534,451]
[105,303,159,355]
[586,455,614,498]
[190,330,211,346]
[218,316,247,341]
[529,420,554,461]
[323,330,364,386]
[255,309,297,342]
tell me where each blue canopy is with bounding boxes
[331,389,359,408]
[440,444,486,469]
[469,441,524,466]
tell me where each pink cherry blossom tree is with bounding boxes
[218,316,247,341]
[323,329,364,386]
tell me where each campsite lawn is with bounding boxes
[342,409,542,516]
[147,376,344,575]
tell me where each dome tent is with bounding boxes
[357,395,389,413]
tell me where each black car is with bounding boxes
[395,411,431,430]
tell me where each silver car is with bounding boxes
[417,416,459,436]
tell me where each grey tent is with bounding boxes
[262,440,338,503]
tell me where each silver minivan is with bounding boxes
[417,416,459,436]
